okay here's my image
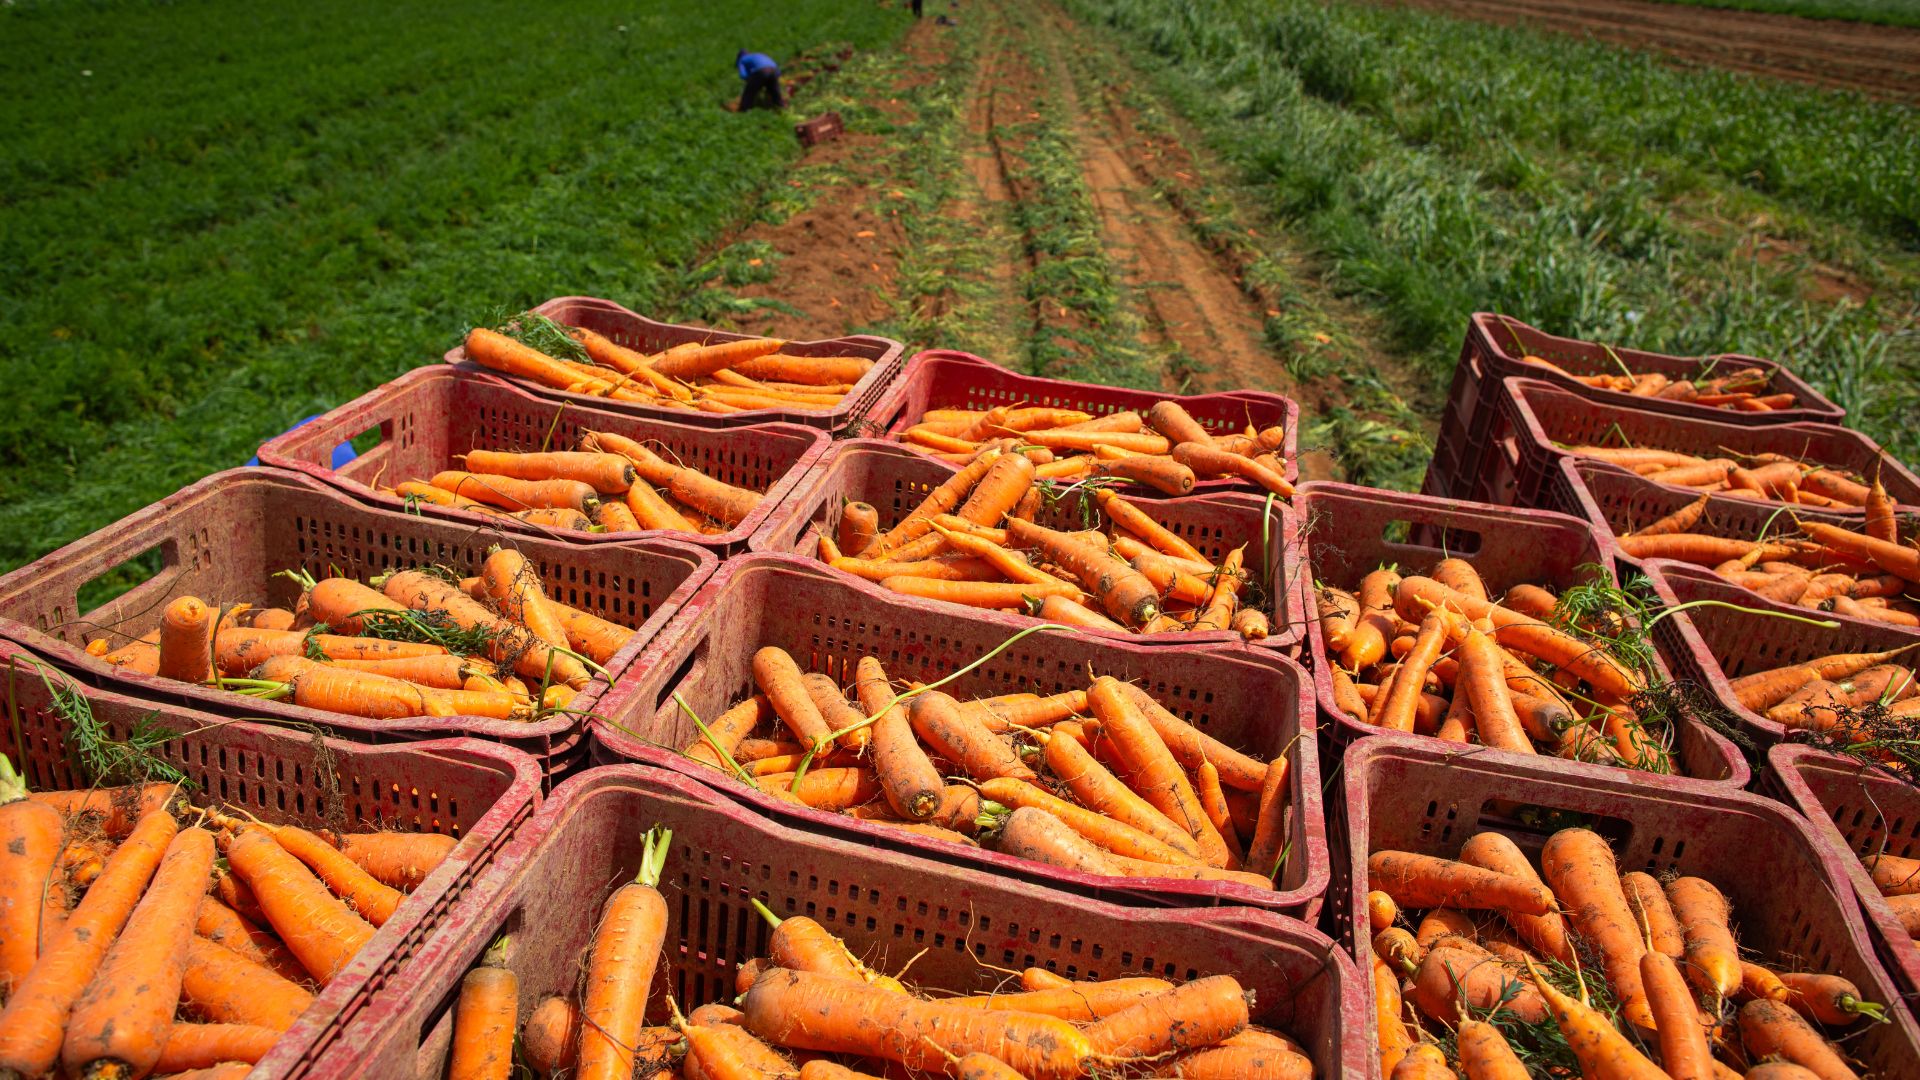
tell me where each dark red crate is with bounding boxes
[254,365,830,552]
[872,349,1300,490]
[1338,734,1920,1078]
[0,642,541,1079]
[748,439,1307,652]
[443,296,906,432]
[590,552,1329,917]
[0,468,715,785]
[1643,558,1920,748]
[1767,743,1920,1008]
[1492,376,1920,512]
[1548,455,1920,583]
[1296,481,1750,786]
[303,765,1366,1080]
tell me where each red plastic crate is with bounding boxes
[872,349,1300,489]
[304,765,1365,1079]
[1296,481,1750,785]
[1767,743,1920,1007]
[748,439,1307,652]
[1548,455,1920,582]
[1492,376,1920,512]
[1424,314,1846,502]
[589,553,1329,917]
[255,366,831,551]
[1643,558,1920,748]
[443,296,906,432]
[1338,734,1920,1078]
[0,468,716,785]
[0,642,541,1079]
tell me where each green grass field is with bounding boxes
[0,0,906,574]
[1655,0,1920,27]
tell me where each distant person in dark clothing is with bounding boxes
[912,0,924,15]
[736,50,784,111]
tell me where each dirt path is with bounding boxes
[1385,0,1920,102]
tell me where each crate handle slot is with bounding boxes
[70,539,179,630]
[1380,520,1484,557]
[654,638,712,723]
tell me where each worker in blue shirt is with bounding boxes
[736,50,784,112]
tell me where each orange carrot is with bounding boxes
[194,897,305,982]
[1088,678,1229,866]
[1006,520,1160,626]
[993,805,1123,876]
[1343,569,1401,671]
[577,828,671,1080]
[683,695,773,771]
[650,336,785,380]
[303,577,404,635]
[1666,875,1742,1001]
[802,672,872,754]
[544,598,633,665]
[1408,946,1545,1025]
[856,658,943,821]
[1865,475,1897,544]
[257,820,404,927]
[757,768,881,811]
[838,502,880,556]
[1083,974,1249,1057]
[1540,829,1655,1030]
[1458,832,1574,963]
[1525,956,1667,1079]
[465,327,598,388]
[1779,971,1888,1026]
[880,575,1081,609]
[151,1023,280,1073]
[1368,849,1552,915]
[463,449,635,494]
[1374,954,1414,1077]
[214,628,446,676]
[158,595,218,683]
[480,547,570,650]
[1097,489,1206,562]
[754,646,835,752]
[1621,871,1684,960]
[862,452,1006,558]
[1042,727,1200,860]
[1113,682,1267,792]
[910,691,1033,781]
[61,825,217,1079]
[980,778,1194,866]
[180,935,314,1032]
[448,946,518,1080]
[0,810,177,1079]
[1455,1018,1527,1080]
[432,470,599,513]
[1738,998,1860,1080]
[1642,947,1715,1080]
[0,795,64,995]
[521,995,581,1077]
[225,825,375,986]
[946,978,1173,1021]
[1190,545,1245,632]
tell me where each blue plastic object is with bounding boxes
[248,415,358,469]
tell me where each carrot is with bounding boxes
[1141,401,1216,447]
[194,897,303,981]
[732,354,870,385]
[1408,946,1546,1025]
[1129,547,1215,605]
[910,691,1034,781]
[157,595,218,683]
[1115,682,1267,791]
[862,452,1006,558]
[1189,545,1245,632]
[1741,960,1791,1004]
[1170,442,1293,496]
[845,659,938,821]
[151,1023,280,1073]
[1006,520,1160,626]
[1367,890,1398,932]
[1730,646,1920,711]
[462,450,634,494]
[649,335,784,379]
[802,672,872,756]
[325,832,454,895]
[949,977,1173,1022]
[574,828,671,1080]
[1738,999,1860,1080]
[880,576,1082,609]
[513,507,596,530]
[1096,490,1206,563]
[1374,954,1414,1078]
[257,819,404,927]
[1368,850,1552,915]
[521,996,581,1077]
[1620,871,1684,960]
[1642,947,1716,1080]
[60,825,217,1079]
[1092,453,1194,496]
[226,824,375,985]
[1539,828,1654,1030]
[1666,875,1742,1001]
[1456,627,1534,753]
[297,578,400,635]
[756,767,879,810]
[1088,678,1229,866]
[980,778,1194,865]
[1801,521,1920,583]
[835,502,880,556]
[465,327,598,388]
[1194,761,1246,865]
[1864,475,1898,543]
[1454,1018,1527,1080]
[1431,558,1488,603]
[1083,974,1249,1057]
[684,695,773,771]
[147,1063,254,1080]
[1458,832,1574,964]
[1863,851,1920,896]
[214,628,446,675]
[383,570,589,688]
[1801,469,1871,507]
[993,805,1123,876]
[0,795,63,994]
[1042,727,1200,860]
[448,944,518,1080]
[432,470,599,513]
[962,690,1088,733]
[1524,956,1668,1079]
[1242,754,1292,879]
[619,474,699,532]
[477,548,570,652]
[741,966,1091,1079]
[1779,972,1887,1026]
[565,326,691,399]
[324,653,483,689]
[1379,611,1448,733]
[1744,1065,1828,1080]
[594,434,764,526]
[751,646,836,753]
[1632,493,1712,538]
[1398,576,1642,700]
[1342,569,1400,671]
[180,935,313,1032]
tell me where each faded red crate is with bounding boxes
[748,439,1307,652]
[1423,313,1845,502]
[444,296,905,432]
[872,349,1300,490]
[254,365,830,551]
[590,553,1328,917]
[1297,481,1749,786]
[1337,734,1920,1078]
[303,765,1368,1080]
[0,468,715,785]
[0,642,541,1079]
[1490,376,1920,511]
[1643,558,1920,748]
[1767,743,1920,1008]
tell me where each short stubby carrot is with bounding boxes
[520,995,581,1077]
[1367,850,1552,915]
[157,595,218,683]
[742,966,1092,1079]
[1083,974,1250,1057]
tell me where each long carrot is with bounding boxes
[1114,682,1267,791]
[1729,646,1920,712]
[910,692,1033,781]
[225,824,375,986]
[180,936,314,1032]
[0,793,64,994]
[753,647,834,753]
[1737,998,1860,1080]
[1170,442,1293,496]
[194,896,304,981]
[649,336,785,379]
[1524,956,1667,1079]
[1666,875,1742,1001]
[1642,946,1715,1080]
[151,1024,280,1073]
[684,695,772,771]
[1042,727,1201,860]
[1190,546,1245,632]
[856,657,943,820]
[1620,871,1684,960]
[1082,974,1249,1057]
[1397,576,1642,699]
[946,978,1172,1022]
[1006,520,1160,626]
[1343,570,1401,671]
[576,827,671,1080]
[463,450,635,494]
[741,966,1090,1079]
[1374,954,1414,1077]
[257,819,404,926]
[0,810,177,1079]
[480,547,570,651]
[382,570,589,688]
[1088,678,1229,866]
[861,451,1005,558]
[980,778,1193,865]
[993,806,1124,876]
[1096,489,1205,563]
[1368,850,1552,915]
[1457,832,1574,963]
[1539,828,1654,1030]
[1455,1018,1527,1080]
[802,672,872,754]
[62,825,217,1079]
[432,470,599,514]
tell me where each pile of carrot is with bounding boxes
[680,651,1291,888]
[812,446,1273,638]
[1366,826,1887,1079]
[1855,848,1920,954]
[1521,353,1797,412]
[82,548,634,722]
[463,324,874,415]
[1718,646,1918,735]
[447,827,1312,1079]
[0,770,456,1078]
[893,399,1292,498]
[1567,446,1887,511]
[380,430,768,536]
[1613,489,1919,628]
[1317,559,1662,768]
